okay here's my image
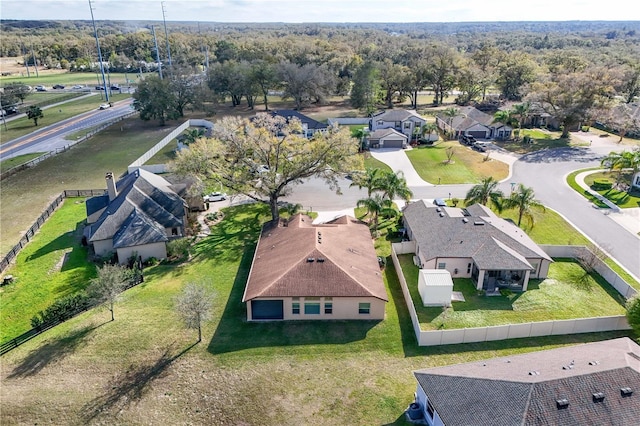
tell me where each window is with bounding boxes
[404,122,411,129]
[171,227,179,236]
[394,121,401,128]
[426,399,435,420]
[467,263,472,274]
[304,302,320,314]
[358,302,370,314]
[437,262,446,270]
[324,302,333,314]
[292,302,300,315]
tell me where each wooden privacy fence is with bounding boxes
[0,189,105,274]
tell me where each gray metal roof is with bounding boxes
[403,200,551,269]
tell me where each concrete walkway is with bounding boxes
[574,169,640,237]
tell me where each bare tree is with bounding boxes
[175,282,215,343]
[88,264,130,321]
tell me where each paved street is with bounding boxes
[0,98,134,160]
[285,135,640,279]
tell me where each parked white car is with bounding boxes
[204,192,227,202]
[99,103,111,110]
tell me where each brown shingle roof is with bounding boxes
[242,214,387,302]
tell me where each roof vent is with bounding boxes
[436,207,442,212]
[317,258,325,263]
[473,221,484,226]
[592,392,605,402]
[462,218,469,223]
[562,365,574,370]
[528,370,540,376]
[621,387,633,397]
[462,209,471,216]
[307,258,315,263]
[439,212,445,217]
[556,398,569,409]
[588,360,600,366]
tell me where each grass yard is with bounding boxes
[397,255,626,330]
[0,116,176,254]
[363,152,393,172]
[0,201,630,426]
[0,71,134,87]
[583,170,640,209]
[493,129,578,154]
[0,93,131,143]
[0,152,45,173]
[405,141,508,184]
[566,168,610,208]
[0,198,96,340]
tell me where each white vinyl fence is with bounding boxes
[391,243,633,347]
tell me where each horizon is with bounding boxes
[1,0,639,23]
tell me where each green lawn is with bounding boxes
[493,129,580,154]
[566,168,609,208]
[398,255,626,330]
[363,152,393,172]
[0,198,96,340]
[0,116,176,254]
[584,170,640,209]
[0,201,630,425]
[0,72,136,87]
[405,141,508,184]
[0,152,46,173]
[0,93,131,144]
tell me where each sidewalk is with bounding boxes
[574,169,640,236]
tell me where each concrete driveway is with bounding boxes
[369,148,433,186]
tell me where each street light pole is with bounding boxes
[88,0,109,102]
[161,2,172,68]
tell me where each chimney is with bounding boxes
[106,172,117,201]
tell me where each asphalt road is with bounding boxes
[0,98,134,160]
[284,143,639,278]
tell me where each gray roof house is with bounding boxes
[85,169,188,264]
[367,128,409,149]
[436,106,512,140]
[370,109,426,143]
[411,337,640,426]
[402,200,552,292]
[269,110,328,138]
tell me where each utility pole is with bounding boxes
[20,39,30,77]
[88,0,109,102]
[152,25,163,79]
[29,38,39,77]
[161,2,172,68]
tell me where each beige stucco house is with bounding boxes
[242,214,388,321]
[402,201,552,292]
[370,109,426,142]
[84,169,188,264]
[367,128,409,149]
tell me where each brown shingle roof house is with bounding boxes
[242,214,387,321]
[411,337,640,426]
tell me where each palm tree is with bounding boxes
[443,107,459,139]
[493,109,518,140]
[350,167,382,197]
[502,184,545,227]
[601,149,640,187]
[356,193,396,233]
[512,102,531,131]
[421,122,438,143]
[378,170,413,203]
[464,177,504,211]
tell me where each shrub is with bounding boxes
[592,178,612,190]
[167,237,192,259]
[626,295,640,336]
[30,292,92,328]
[581,125,590,132]
[522,135,533,144]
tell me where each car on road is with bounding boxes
[472,141,490,152]
[34,85,47,91]
[95,86,105,90]
[71,85,84,89]
[110,85,120,91]
[52,84,65,89]
[204,192,227,202]
[99,103,111,110]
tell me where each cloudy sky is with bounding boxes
[1,0,639,22]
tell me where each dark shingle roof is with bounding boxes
[368,128,408,140]
[242,214,387,302]
[438,106,508,131]
[402,200,551,268]
[414,338,640,426]
[270,110,328,130]
[85,194,109,217]
[372,109,425,123]
[88,169,185,248]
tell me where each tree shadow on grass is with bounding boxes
[25,220,86,263]
[207,245,378,355]
[81,342,197,423]
[7,323,103,379]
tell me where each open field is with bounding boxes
[0,152,45,173]
[0,70,136,88]
[0,116,176,254]
[0,93,131,143]
[405,141,509,184]
[0,201,631,425]
[397,255,626,330]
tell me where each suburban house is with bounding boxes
[370,109,426,143]
[402,201,552,292]
[436,106,512,140]
[269,110,329,138]
[410,337,640,426]
[242,214,388,321]
[84,169,188,263]
[367,128,409,149]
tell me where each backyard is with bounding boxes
[0,201,630,426]
[405,141,509,184]
[397,255,627,330]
